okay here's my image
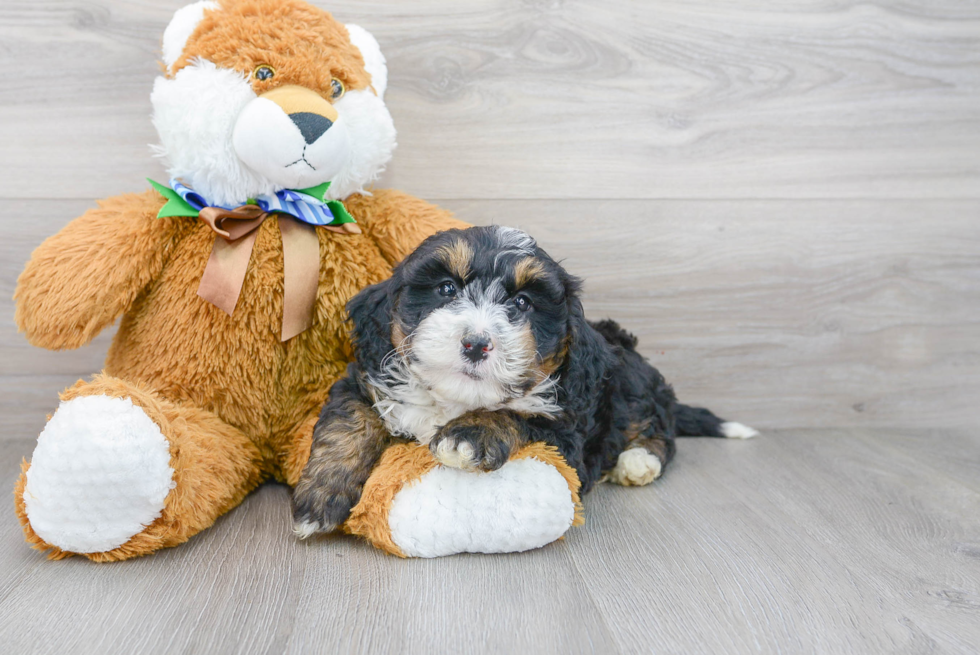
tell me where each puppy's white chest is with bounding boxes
[370,376,562,445]
[381,402,457,445]
[368,354,562,445]
[372,385,469,445]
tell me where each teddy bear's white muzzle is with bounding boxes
[233,96,351,191]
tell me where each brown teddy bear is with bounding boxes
[13,0,583,561]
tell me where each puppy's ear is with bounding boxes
[558,278,614,412]
[346,278,396,371]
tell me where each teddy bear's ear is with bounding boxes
[162,1,219,73]
[345,24,388,98]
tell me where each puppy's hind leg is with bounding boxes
[607,436,675,487]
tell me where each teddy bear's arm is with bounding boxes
[345,189,470,267]
[15,190,182,350]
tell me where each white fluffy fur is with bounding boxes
[232,97,352,190]
[152,10,396,204]
[367,228,562,447]
[388,457,576,557]
[22,395,176,553]
[607,448,663,486]
[345,24,388,98]
[151,60,270,207]
[293,520,320,540]
[370,355,560,445]
[161,1,218,72]
[494,226,536,254]
[369,284,561,445]
[412,287,534,406]
[319,87,396,200]
[720,421,759,439]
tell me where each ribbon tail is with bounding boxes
[198,231,259,316]
[279,216,320,341]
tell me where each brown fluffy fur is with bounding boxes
[14,188,465,560]
[172,0,373,95]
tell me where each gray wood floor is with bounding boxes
[1,430,978,654]
[1,0,978,653]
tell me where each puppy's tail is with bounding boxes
[675,404,759,439]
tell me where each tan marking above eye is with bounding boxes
[436,240,474,280]
[513,257,546,288]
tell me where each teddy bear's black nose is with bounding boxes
[289,112,334,144]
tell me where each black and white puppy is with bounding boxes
[292,225,757,537]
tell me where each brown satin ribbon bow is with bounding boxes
[197,205,359,341]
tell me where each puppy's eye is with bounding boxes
[513,294,532,312]
[253,65,275,81]
[437,281,457,298]
[330,78,346,100]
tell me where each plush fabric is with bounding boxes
[13,186,465,561]
[22,395,175,554]
[346,443,584,558]
[13,0,579,561]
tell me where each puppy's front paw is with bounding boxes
[291,488,359,539]
[430,423,511,472]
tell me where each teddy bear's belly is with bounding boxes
[104,221,393,444]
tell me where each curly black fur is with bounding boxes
[292,225,738,534]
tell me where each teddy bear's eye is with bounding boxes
[253,65,275,81]
[330,78,345,100]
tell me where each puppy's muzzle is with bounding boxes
[461,333,494,364]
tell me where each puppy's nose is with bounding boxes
[461,334,493,363]
[289,112,334,144]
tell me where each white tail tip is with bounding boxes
[720,422,759,439]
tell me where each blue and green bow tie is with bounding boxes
[148,178,355,228]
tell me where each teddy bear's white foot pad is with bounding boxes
[388,457,576,558]
[23,395,175,553]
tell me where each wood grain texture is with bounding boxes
[0,0,978,199]
[3,199,977,439]
[1,1,978,653]
[2,429,978,654]
[568,429,980,654]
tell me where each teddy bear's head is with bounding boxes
[151,0,395,206]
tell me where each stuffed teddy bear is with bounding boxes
[13,0,583,561]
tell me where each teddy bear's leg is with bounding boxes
[14,374,264,561]
[278,412,318,488]
[345,442,585,558]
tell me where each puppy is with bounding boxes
[292,225,757,537]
